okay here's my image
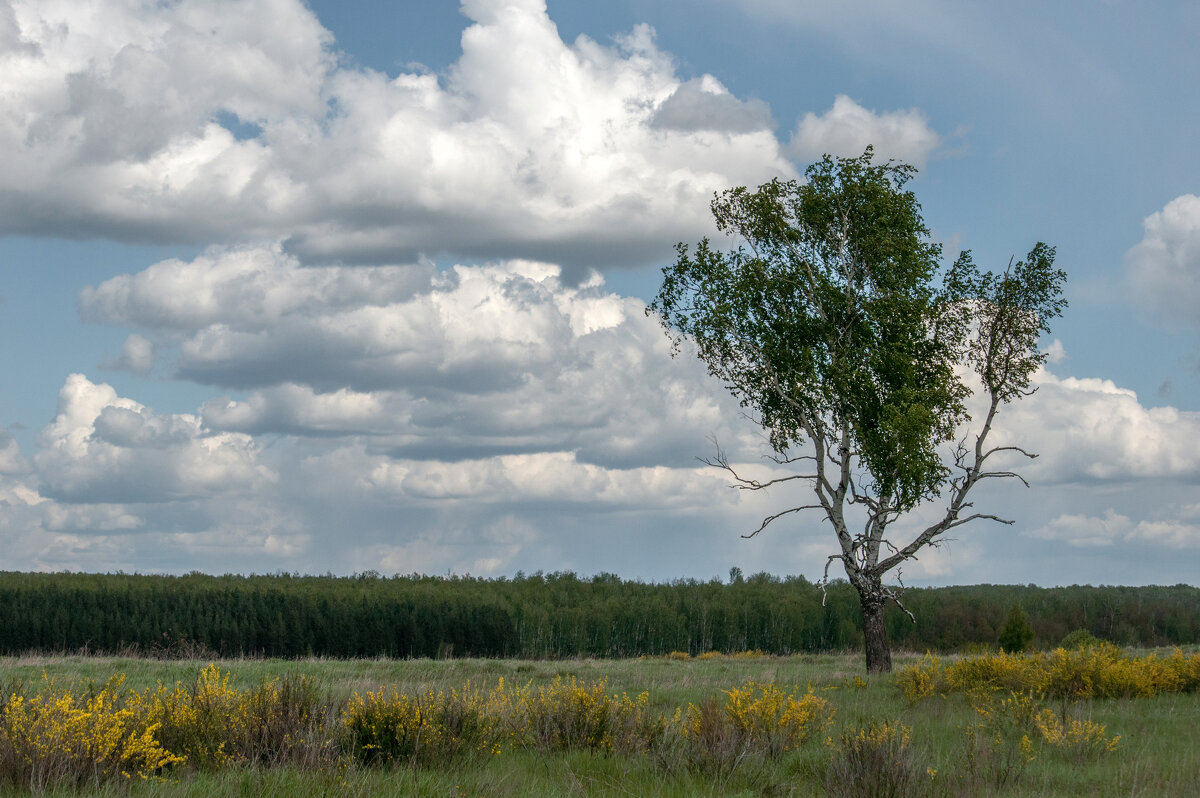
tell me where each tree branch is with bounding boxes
[742,504,824,539]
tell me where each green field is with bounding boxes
[2,650,1197,797]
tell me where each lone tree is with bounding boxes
[998,606,1035,653]
[650,149,1066,673]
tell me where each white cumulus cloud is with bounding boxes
[80,245,756,468]
[34,374,276,504]
[101,333,156,374]
[987,370,1200,484]
[1,0,794,272]
[1125,194,1200,329]
[787,95,941,167]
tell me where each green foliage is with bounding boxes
[651,149,1066,516]
[998,606,1035,653]
[652,150,968,510]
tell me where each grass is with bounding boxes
[1,649,1197,796]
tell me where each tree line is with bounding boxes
[0,570,1195,659]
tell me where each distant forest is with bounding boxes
[1,570,1196,659]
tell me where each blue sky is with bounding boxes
[1,0,1197,584]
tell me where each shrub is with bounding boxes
[825,721,917,798]
[895,645,1200,701]
[150,664,338,770]
[1059,629,1103,650]
[0,675,183,792]
[1034,709,1120,758]
[894,653,945,703]
[680,682,833,775]
[343,681,502,767]
[518,676,657,755]
[961,690,1040,790]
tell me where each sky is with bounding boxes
[1,0,1198,586]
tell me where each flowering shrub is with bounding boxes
[825,721,916,798]
[897,646,1200,701]
[343,678,515,767]
[678,681,834,775]
[147,664,335,769]
[518,676,661,755]
[894,653,945,703]
[1033,709,1120,757]
[962,689,1041,788]
[0,675,182,792]
[147,664,239,767]
[896,649,1138,790]
[344,676,664,766]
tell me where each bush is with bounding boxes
[1034,709,1120,758]
[519,676,660,755]
[1059,629,1103,649]
[680,681,834,776]
[824,721,918,798]
[151,664,338,770]
[343,682,502,767]
[896,646,1200,702]
[0,675,183,792]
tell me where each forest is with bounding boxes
[0,570,1196,659]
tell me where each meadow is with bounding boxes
[1,645,1198,797]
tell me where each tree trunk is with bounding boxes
[861,595,893,674]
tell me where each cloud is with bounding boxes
[0,426,29,475]
[651,76,774,133]
[1125,194,1200,329]
[81,245,757,468]
[363,451,735,509]
[1027,507,1200,549]
[64,238,1200,579]
[33,374,275,504]
[985,369,1200,484]
[42,503,144,533]
[101,333,155,374]
[787,95,941,167]
[1042,339,1067,365]
[1025,508,1133,547]
[2,0,793,272]
[344,513,539,577]
[79,244,434,333]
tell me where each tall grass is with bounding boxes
[1,648,1197,796]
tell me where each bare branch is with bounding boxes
[700,455,816,490]
[943,513,1013,531]
[974,470,1032,488]
[881,580,917,624]
[982,445,1038,460]
[742,504,824,539]
[765,451,818,466]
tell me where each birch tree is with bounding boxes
[649,149,1067,673]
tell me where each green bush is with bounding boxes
[1059,629,1103,650]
